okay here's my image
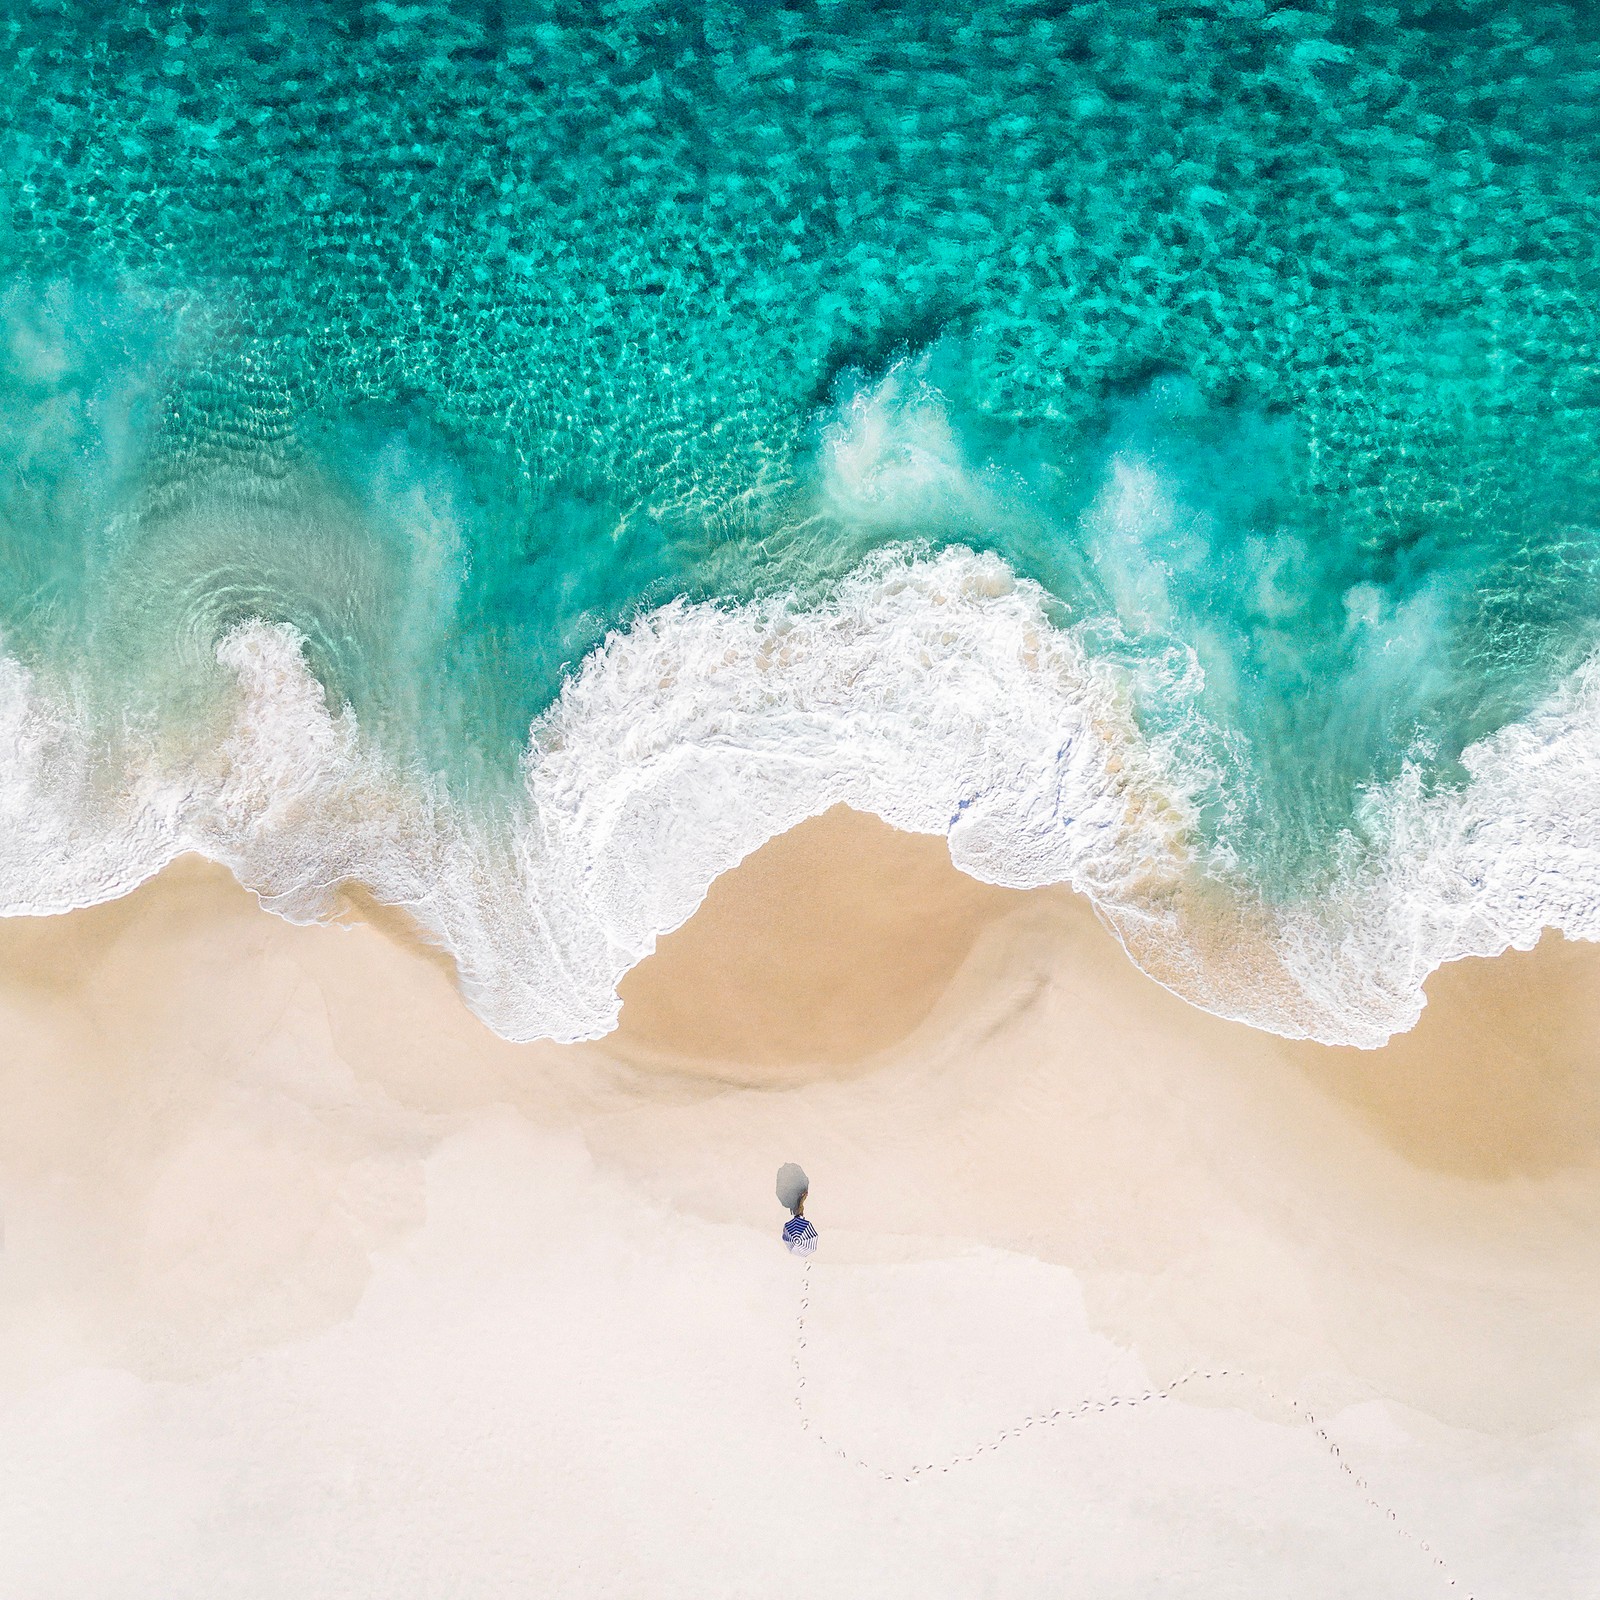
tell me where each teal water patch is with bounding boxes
[4,1,1600,888]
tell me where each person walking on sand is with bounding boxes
[777,1162,818,1257]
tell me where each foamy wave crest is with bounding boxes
[0,547,1195,1041]
[522,547,1194,1028]
[1095,656,1600,1049]
[4,539,1599,1048]
[1272,655,1600,1045]
[0,650,183,911]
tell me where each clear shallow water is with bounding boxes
[3,2,1600,1041]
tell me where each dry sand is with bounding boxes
[0,807,1596,1598]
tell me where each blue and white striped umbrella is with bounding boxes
[782,1216,819,1257]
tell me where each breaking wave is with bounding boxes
[2,535,1597,1049]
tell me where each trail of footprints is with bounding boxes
[791,1260,1472,1598]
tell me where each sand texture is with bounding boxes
[0,808,1596,1598]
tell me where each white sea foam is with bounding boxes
[2,540,1599,1047]
[4,354,1599,1047]
[519,546,1193,1037]
[0,545,1189,1040]
[1275,654,1600,1044]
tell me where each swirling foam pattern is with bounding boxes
[2,2,1599,1042]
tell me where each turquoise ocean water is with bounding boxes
[3,2,1600,1041]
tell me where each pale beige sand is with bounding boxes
[0,808,1596,1598]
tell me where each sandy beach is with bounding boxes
[1,807,1596,1598]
